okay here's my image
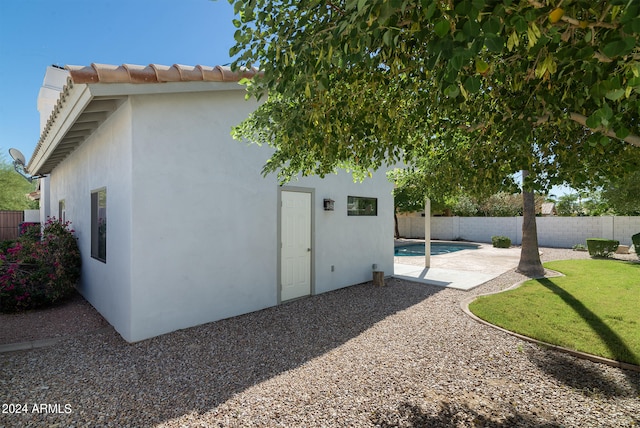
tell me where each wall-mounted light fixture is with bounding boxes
[323,198,335,211]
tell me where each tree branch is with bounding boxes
[458,113,640,148]
[569,112,640,148]
[326,0,345,15]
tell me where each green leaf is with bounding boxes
[615,126,630,140]
[383,30,394,46]
[601,103,614,120]
[454,1,472,16]
[484,34,504,52]
[576,46,594,60]
[463,19,481,39]
[623,18,640,33]
[605,89,625,101]
[229,45,240,57]
[511,16,528,33]
[482,17,502,35]
[585,113,601,129]
[424,1,437,19]
[463,76,481,93]
[450,49,468,70]
[476,59,490,74]
[444,84,460,98]
[602,37,635,58]
[233,1,243,15]
[434,19,450,37]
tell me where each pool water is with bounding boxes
[394,242,479,256]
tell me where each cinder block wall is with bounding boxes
[398,214,640,248]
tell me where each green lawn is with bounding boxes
[469,259,640,365]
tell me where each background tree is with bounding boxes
[554,193,581,216]
[230,0,640,275]
[0,150,37,210]
[580,190,615,216]
[601,171,640,215]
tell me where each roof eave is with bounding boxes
[27,83,93,176]
[27,80,247,176]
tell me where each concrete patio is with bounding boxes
[393,240,523,290]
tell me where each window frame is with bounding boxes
[91,188,107,263]
[58,199,66,223]
[347,196,378,216]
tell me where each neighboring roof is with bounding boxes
[28,63,258,175]
[541,202,556,216]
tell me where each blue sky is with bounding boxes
[0,0,237,163]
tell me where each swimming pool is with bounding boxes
[394,242,479,256]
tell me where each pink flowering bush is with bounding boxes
[0,218,81,313]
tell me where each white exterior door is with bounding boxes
[281,191,311,301]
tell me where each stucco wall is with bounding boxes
[46,102,134,339]
[46,88,393,342]
[126,90,279,340]
[125,90,394,341]
[399,214,640,248]
[298,173,395,295]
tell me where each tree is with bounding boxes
[601,171,640,215]
[555,193,581,215]
[389,169,430,238]
[580,190,615,215]
[0,150,37,211]
[229,0,640,275]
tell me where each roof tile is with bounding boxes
[29,63,259,174]
[150,64,181,81]
[123,64,158,83]
[65,63,258,84]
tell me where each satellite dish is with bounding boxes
[8,148,42,182]
[8,148,26,166]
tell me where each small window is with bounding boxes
[58,199,66,223]
[347,196,377,216]
[91,188,107,262]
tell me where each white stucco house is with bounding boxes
[25,63,394,342]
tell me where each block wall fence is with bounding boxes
[397,215,640,248]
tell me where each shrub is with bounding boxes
[572,243,587,251]
[586,238,619,258]
[632,232,640,257]
[491,236,511,248]
[0,218,81,313]
[0,240,15,254]
[18,222,41,241]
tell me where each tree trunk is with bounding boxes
[517,171,545,277]
[394,211,400,239]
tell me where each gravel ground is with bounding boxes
[0,293,109,345]
[1,248,638,427]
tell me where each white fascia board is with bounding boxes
[28,84,93,175]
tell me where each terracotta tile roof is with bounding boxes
[65,63,258,84]
[28,63,259,175]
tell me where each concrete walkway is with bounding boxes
[393,241,523,290]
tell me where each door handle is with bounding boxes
[307,248,312,252]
